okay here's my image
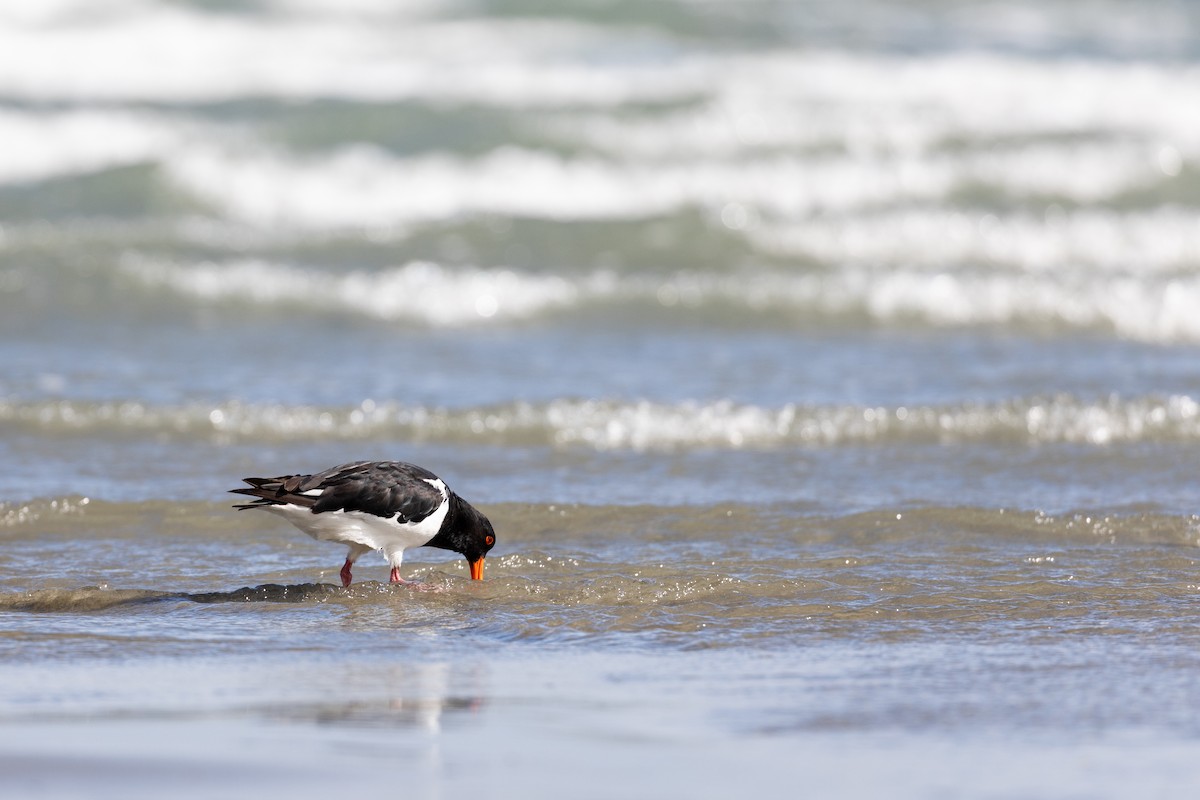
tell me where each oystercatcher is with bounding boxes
[231,461,495,586]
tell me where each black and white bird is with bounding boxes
[231,461,495,586]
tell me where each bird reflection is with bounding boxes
[262,661,487,733]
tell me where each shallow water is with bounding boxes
[4,500,1200,796]
[4,0,1200,797]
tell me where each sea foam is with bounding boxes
[163,138,1186,229]
[119,256,599,326]
[118,255,1200,342]
[5,395,1199,449]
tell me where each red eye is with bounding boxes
[485,535,495,546]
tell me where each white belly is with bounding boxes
[265,499,449,567]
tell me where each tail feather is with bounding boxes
[229,475,316,510]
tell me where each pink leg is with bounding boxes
[340,559,353,588]
[389,567,438,592]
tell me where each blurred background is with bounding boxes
[5,3,1200,797]
[3,0,1199,512]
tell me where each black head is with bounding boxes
[427,495,496,580]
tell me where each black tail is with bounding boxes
[229,477,296,510]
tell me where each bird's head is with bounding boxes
[428,497,496,580]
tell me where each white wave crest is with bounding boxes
[166,146,692,226]
[164,140,1182,230]
[531,395,1200,449]
[5,395,1200,449]
[776,266,1200,343]
[753,208,1200,276]
[119,255,1200,342]
[119,256,604,326]
[0,8,696,105]
[0,108,188,184]
[564,53,1200,159]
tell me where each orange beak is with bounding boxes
[469,557,484,581]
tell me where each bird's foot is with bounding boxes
[340,559,354,588]
[387,566,443,591]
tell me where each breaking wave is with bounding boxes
[160,141,1183,228]
[4,394,1199,449]
[113,255,1200,342]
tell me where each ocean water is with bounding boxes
[4,0,1200,796]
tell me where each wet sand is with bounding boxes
[5,641,1200,799]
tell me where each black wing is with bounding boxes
[231,461,447,522]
